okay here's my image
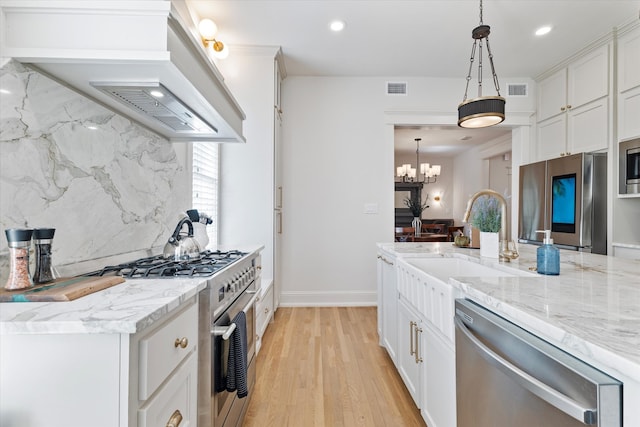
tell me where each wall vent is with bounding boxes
[387,82,407,95]
[507,83,528,97]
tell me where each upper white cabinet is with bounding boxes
[618,24,640,141]
[536,44,611,160]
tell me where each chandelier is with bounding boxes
[396,138,441,184]
[457,0,505,128]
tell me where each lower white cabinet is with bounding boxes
[377,249,398,365]
[397,297,424,407]
[389,257,458,427]
[0,298,199,427]
[255,281,274,354]
[138,351,198,427]
[422,322,456,427]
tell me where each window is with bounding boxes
[192,142,219,245]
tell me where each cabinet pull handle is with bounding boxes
[276,211,283,234]
[409,321,416,356]
[414,326,423,364]
[174,337,188,349]
[166,409,183,427]
[277,186,283,208]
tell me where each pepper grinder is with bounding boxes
[33,228,56,284]
[4,228,34,290]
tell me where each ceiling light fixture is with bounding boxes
[458,0,505,129]
[329,20,345,32]
[198,18,229,59]
[396,138,441,184]
[535,26,552,36]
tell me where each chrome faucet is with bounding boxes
[462,189,508,245]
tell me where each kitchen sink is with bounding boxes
[405,257,535,282]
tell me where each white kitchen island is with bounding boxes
[377,241,640,427]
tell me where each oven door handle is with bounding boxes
[211,292,259,340]
[212,324,236,340]
[241,292,259,314]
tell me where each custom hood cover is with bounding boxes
[1,0,245,142]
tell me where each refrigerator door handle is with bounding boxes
[454,316,597,425]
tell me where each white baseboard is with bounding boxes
[279,290,377,307]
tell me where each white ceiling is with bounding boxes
[187,0,639,155]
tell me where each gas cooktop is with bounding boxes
[87,250,248,279]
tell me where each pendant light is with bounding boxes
[457,0,505,128]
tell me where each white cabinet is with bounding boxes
[217,47,284,315]
[255,282,274,354]
[395,257,458,427]
[618,24,640,140]
[536,44,611,160]
[422,323,456,427]
[0,298,199,427]
[397,297,424,407]
[377,249,398,365]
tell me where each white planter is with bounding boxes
[479,232,500,258]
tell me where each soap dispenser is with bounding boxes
[535,230,560,275]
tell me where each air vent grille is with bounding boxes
[507,83,528,97]
[387,82,407,95]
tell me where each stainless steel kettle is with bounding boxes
[163,217,202,261]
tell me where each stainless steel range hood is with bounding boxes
[0,1,245,143]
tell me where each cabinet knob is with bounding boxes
[560,106,566,112]
[264,307,269,314]
[166,409,183,427]
[566,104,572,109]
[174,337,188,349]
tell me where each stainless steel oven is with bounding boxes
[198,253,260,427]
[620,138,640,194]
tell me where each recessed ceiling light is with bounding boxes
[329,20,345,32]
[535,26,552,36]
[0,88,10,94]
[86,125,98,130]
[149,90,164,98]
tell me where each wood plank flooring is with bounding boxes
[243,307,427,427]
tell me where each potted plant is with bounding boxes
[404,196,429,237]
[469,195,502,257]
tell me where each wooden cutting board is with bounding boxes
[0,276,125,302]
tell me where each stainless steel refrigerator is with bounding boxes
[518,152,607,254]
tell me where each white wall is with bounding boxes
[280,75,535,306]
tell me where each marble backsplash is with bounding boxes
[0,60,190,283]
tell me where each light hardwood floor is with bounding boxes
[243,307,427,427]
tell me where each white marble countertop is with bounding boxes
[378,242,640,383]
[0,245,263,335]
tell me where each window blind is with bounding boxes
[192,142,219,245]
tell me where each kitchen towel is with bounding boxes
[226,310,248,398]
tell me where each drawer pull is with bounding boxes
[174,337,188,349]
[166,409,183,427]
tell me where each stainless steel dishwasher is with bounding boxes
[454,299,622,427]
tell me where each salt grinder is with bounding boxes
[4,228,34,290]
[33,228,56,284]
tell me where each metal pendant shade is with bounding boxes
[458,0,506,128]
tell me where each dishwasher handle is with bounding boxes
[454,316,597,425]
